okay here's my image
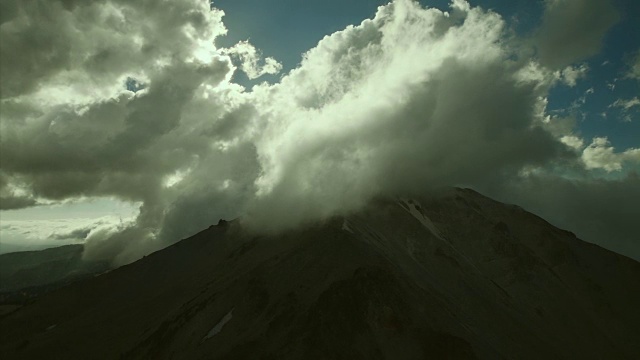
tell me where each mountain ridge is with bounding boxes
[1,188,638,359]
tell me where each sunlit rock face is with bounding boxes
[1,188,639,359]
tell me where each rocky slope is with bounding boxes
[1,188,639,359]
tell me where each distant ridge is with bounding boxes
[0,244,110,303]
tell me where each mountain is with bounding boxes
[0,242,47,255]
[0,244,110,303]
[1,188,639,359]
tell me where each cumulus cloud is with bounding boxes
[582,137,640,172]
[0,0,230,100]
[223,41,283,79]
[535,0,619,68]
[560,64,589,87]
[0,0,637,264]
[560,135,585,150]
[0,0,251,264]
[242,0,567,231]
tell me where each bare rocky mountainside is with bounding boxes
[1,188,639,359]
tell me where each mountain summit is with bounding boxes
[1,188,639,359]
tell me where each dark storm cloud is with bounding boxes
[534,0,619,69]
[1,61,229,202]
[0,173,37,210]
[0,196,37,210]
[0,0,227,98]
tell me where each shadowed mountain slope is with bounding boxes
[1,188,639,359]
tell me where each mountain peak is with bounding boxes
[1,190,638,359]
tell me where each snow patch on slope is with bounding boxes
[398,197,481,273]
[203,308,234,341]
[342,219,354,234]
[399,198,443,240]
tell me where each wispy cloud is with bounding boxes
[611,97,640,111]
[610,97,640,122]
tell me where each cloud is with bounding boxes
[223,41,283,80]
[0,0,228,100]
[626,50,640,81]
[581,137,640,172]
[611,97,640,111]
[0,195,37,210]
[0,173,37,209]
[609,96,640,122]
[0,0,245,264]
[560,64,589,87]
[50,227,93,241]
[0,215,127,252]
[0,0,637,264]
[535,0,619,68]
[82,223,156,264]
[560,135,585,150]
[242,0,568,231]
[609,97,639,122]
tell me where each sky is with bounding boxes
[0,0,638,263]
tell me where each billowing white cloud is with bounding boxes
[242,0,566,231]
[1,0,637,263]
[0,0,256,264]
[0,197,139,256]
[223,41,283,80]
[582,137,640,172]
[560,135,585,150]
